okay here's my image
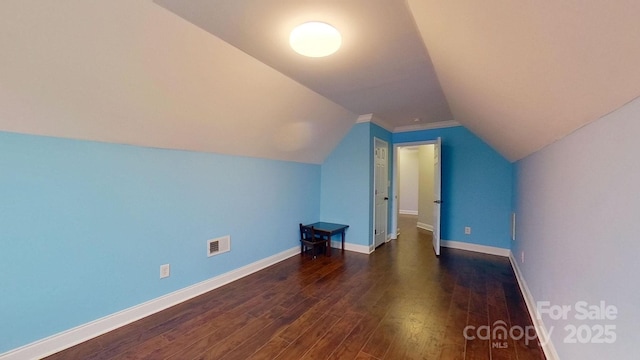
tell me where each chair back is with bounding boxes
[300,223,315,241]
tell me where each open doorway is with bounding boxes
[392,139,442,255]
[397,145,434,231]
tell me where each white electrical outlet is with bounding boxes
[464,226,471,235]
[160,264,170,279]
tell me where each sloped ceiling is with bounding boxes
[1,1,639,163]
[153,0,453,129]
[407,0,640,161]
[0,1,356,164]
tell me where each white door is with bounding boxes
[433,137,442,256]
[374,138,388,248]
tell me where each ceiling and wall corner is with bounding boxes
[0,1,356,165]
[407,0,640,161]
[394,120,462,134]
[356,114,394,133]
[154,0,454,130]
[1,1,638,164]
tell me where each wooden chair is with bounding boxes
[299,223,329,259]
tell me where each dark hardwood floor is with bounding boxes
[45,215,545,359]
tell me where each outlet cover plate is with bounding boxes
[160,264,170,279]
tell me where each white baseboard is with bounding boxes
[0,247,300,360]
[437,241,558,359]
[440,240,510,257]
[330,241,371,254]
[508,253,559,360]
[417,222,433,231]
[399,210,418,215]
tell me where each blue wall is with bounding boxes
[393,126,513,249]
[1,123,510,353]
[320,123,510,250]
[0,131,320,353]
[320,123,371,246]
[320,122,392,248]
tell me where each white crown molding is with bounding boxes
[356,113,395,132]
[394,120,461,133]
[356,113,374,123]
[357,114,460,134]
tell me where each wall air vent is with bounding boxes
[207,235,231,257]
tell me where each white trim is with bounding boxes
[393,120,461,133]
[438,241,559,358]
[357,116,460,134]
[440,240,510,257]
[356,113,394,132]
[372,137,390,249]
[508,253,560,360]
[416,222,433,232]
[356,113,373,123]
[0,247,300,360]
[392,139,441,240]
[399,209,418,215]
[330,241,371,254]
[372,118,394,132]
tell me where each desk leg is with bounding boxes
[327,234,331,257]
[342,231,345,252]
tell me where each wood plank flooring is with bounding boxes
[44,215,545,359]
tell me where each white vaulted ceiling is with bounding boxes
[407,0,640,161]
[1,0,639,163]
[153,0,453,130]
[0,1,356,164]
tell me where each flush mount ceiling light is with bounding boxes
[289,22,342,58]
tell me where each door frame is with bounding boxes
[373,137,389,249]
[390,140,440,241]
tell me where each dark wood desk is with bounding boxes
[304,222,349,256]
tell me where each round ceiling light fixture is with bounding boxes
[289,21,342,58]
